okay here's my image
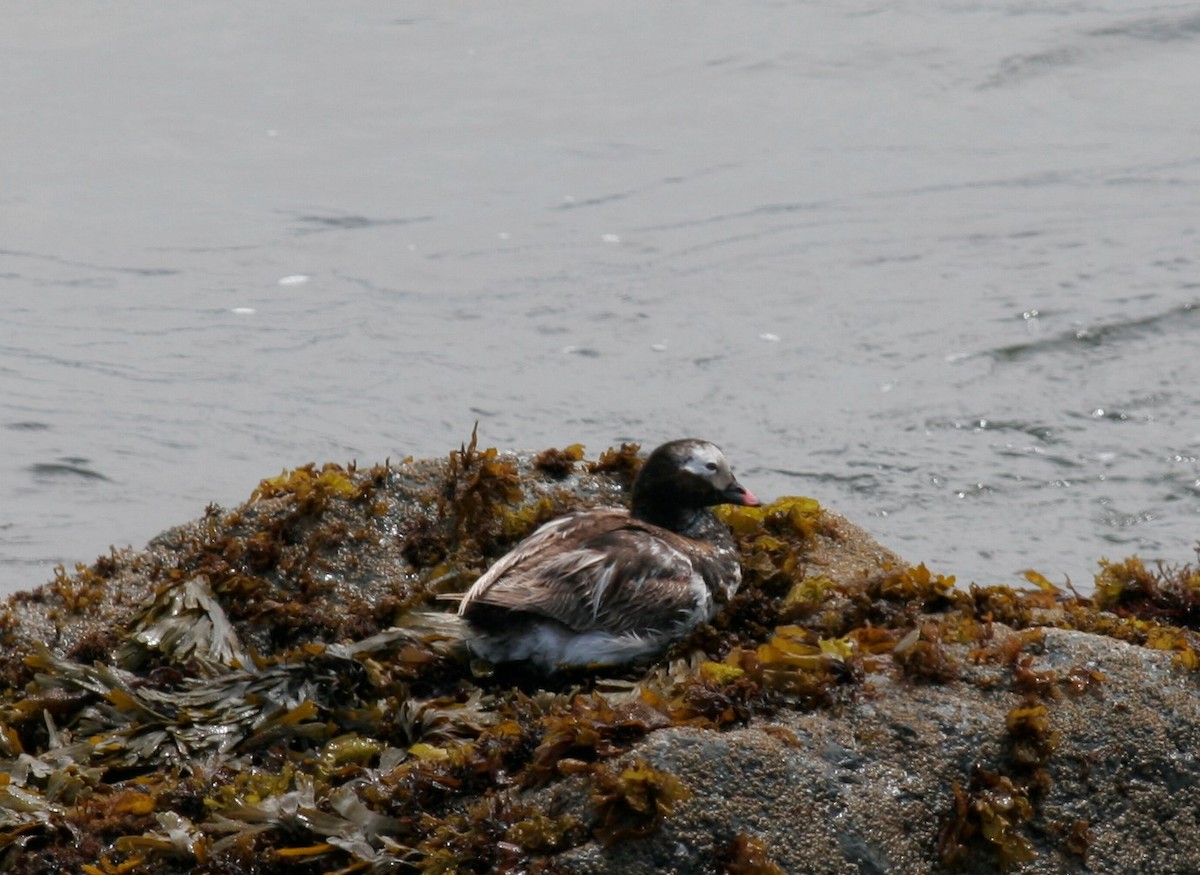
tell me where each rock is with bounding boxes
[1,441,1198,874]
[542,625,1200,874]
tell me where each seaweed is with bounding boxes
[586,442,643,485]
[589,757,690,844]
[443,425,524,551]
[117,576,248,671]
[532,444,586,478]
[717,497,827,593]
[1062,818,1093,859]
[250,462,369,515]
[892,621,959,684]
[719,833,789,875]
[1093,553,1200,628]
[525,695,672,785]
[4,439,1200,873]
[937,625,1076,869]
[939,769,1037,869]
[396,426,529,585]
[415,794,584,873]
[46,562,113,616]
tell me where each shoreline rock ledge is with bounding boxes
[2,441,1199,874]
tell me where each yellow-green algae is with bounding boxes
[1,439,1198,873]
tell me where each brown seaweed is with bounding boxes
[2,439,1199,873]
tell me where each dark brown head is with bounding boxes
[631,439,760,529]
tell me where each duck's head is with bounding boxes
[632,439,760,518]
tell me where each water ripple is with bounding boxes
[983,302,1198,364]
[29,460,110,482]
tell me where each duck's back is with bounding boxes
[458,507,740,669]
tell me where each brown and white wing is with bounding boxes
[460,514,708,635]
[458,509,628,616]
[571,525,713,634]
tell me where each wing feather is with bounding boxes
[458,511,709,635]
[458,510,626,613]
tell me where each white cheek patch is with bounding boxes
[681,444,726,478]
[681,443,733,488]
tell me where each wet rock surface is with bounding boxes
[542,626,1200,874]
[1,440,1198,874]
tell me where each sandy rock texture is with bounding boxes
[545,626,1200,874]
[1,441,1198,874]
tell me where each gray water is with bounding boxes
[3,1,1199,595]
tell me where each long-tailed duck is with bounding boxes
[457,438,760,672]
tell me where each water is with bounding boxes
[3,1,1199,595]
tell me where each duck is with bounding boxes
[457,438,760,672]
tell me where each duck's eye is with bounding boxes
[705,462,718,472]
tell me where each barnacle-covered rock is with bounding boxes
[2,439,1200,873]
